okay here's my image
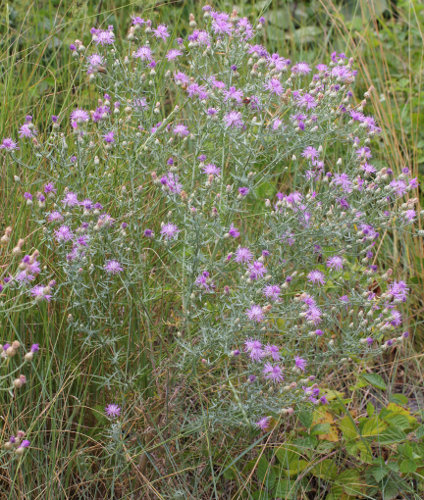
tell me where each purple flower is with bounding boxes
[153,24,169,40]
[30,285,52,302]
[161,223,179,240]
[295,356,307,371]
[234,247,253,263]
[104,260,123,274]
[48,211,63,222]
[256,416,270,431]
[246,305,264,323]
[291,62,311,74]
[263,285,281,301]
[166,49,182,61]
[202,164,221,176]
[247,261,267,280]
[0,138,19,151]
[19,123,36,138]
[307,270,325,285]
[70,109,89,124]
[94,28,115,45]
[173,124,189,137]
[333,173,353,193]
[244,339,265,361]
[302,146,319,160]
[223,111,244,129]
[223,86,244,103]
[133,46,153,61]
[54,225,74,242]
[228,224,240,238]
[265,344,280,361]
[103,131,115,144]
[263,363,284,383]
[62,192,79,207]
[265,78,283,95]
[105,404,121,418]
[326,256,343,270]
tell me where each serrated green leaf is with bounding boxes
[361,416,387,437]
[399,459,417,474]
[361,372,387,390]
[311,423,331,435]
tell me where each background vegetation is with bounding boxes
[0,0,423,498]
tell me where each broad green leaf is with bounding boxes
[361,372,387,390]
[400,459,417,474]
[361,416,387,437]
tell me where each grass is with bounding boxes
[0,0,423,498]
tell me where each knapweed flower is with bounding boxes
[104,260,123,274]
[202,164,221,176]
[326,256,343,270]
[263,363,284,383]
[223,111,244,129]
[263,285,281,301]
[173,124,189,137]
[30,285,52,302]
[133,46,153,61]
[166,49,183,61]
[105,404,121,418]
[307,270,325,285]
[70,109,89,124]
[294,356,307,372]
[247,261,267,280]
[255,416,270,431]
[244,339,265,361]
[153,24,169,40]
[0,138,19,151]
[62,192,79,207]
[160,223,179,240]
[228,224,240,238]
[388,281,409,303]
[246,305,264,323]
[265,344,280,361]
[234,247,253,263]
[54,225,74,242]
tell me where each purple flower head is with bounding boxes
[234,247,253,263]
[153,24,169,40]
[307,270,325,285]
[104,260,123,274]
[263,363,284,383]
[247,260,267,280]
[263,284,281,301]
[133,46,153,61]
[0,138,19,151]
[70,109,89,124]
[103,131,115,144]
[62,192,79,207]
[173,124,189,137]
[256,416,270,431]
[54,225,74,242]
[202,164,221,176]
[228,224,240,238]
[223,111,244,129]
[265,344,280,361]
[246,305,264,323]
[161,223,179,240]
[326,256,343,270]
[295,356,307,371]
[30,285,52,302]
[244,339,265,361]
[105,404,121,418]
